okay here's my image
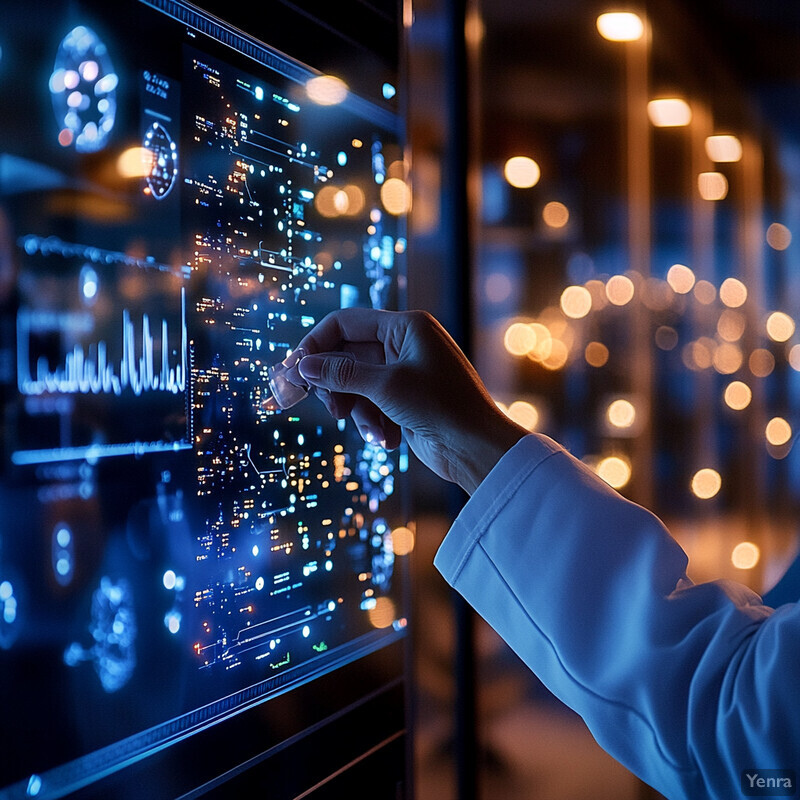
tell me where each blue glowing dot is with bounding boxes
[302,625,310,638]
[255,576,265,591]
[26,775,42,797]
[337,151,347,166]
[252,545,259,557]
[162,570,177,590]
[56,558,71,576]
[382,82,396,100]
[0,581,12,601]
[255,86,264,101]
[328,600,336,612]
[165,611,181,634]
[56,527,71,547]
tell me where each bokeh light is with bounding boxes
[765,417,792,447]
[731,541,760,570]
[605,274,635,306]
[691,468,721,499]
[504,156,541,188]
[560,285,592,319]
[724,381,752,410]
[596,456,632,489]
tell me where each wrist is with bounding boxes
[454,411,528,495]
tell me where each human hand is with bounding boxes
[292,308,528,494]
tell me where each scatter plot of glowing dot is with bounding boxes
[731,541,760,570]
[560,285,592,319]
[666,264,695,294]
[596,456,631,489]
[162,570,177,590]
[724,381,752,410]
[691,468,721,499]
[605,274,635,306]
[766,417,792,446]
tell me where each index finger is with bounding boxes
[297,307,407,358]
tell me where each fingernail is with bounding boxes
[298,355,322,381]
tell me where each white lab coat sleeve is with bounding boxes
[433,433,800,800]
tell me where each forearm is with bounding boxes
[435,434,797,800]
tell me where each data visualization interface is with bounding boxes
[0,1,408,796]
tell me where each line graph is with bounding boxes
[17,288,188,397]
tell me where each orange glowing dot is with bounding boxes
[648,98,692,127]
[749,348,775,377]
[560,285,592,319]
[506,400,539,431]
[705,134,743,163]
[766,417,792,446]
[607,399,636,429]
[691,468,721,499]
[717,310,746,342]
[605,274,635,306]
[596,12,644,41]
[504,321,537,356]
[724,380,752,411]
[693,279,716,305]
[503,156,540,188]
[585,341,609,367]
[543,201,569,228]
[368,596,396,629]
[666,263,695,294]
[697,172,728,201]
[596,456,631,489]
[719,278,747,308]
[390,526,415,556]
[731,541,760,570]
[766,311,795,342]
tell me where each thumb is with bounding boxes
[298,353,385,398]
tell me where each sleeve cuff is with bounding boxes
[433,432,564,582]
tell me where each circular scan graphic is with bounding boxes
[143,121,178,199]
[49,25,118,153]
